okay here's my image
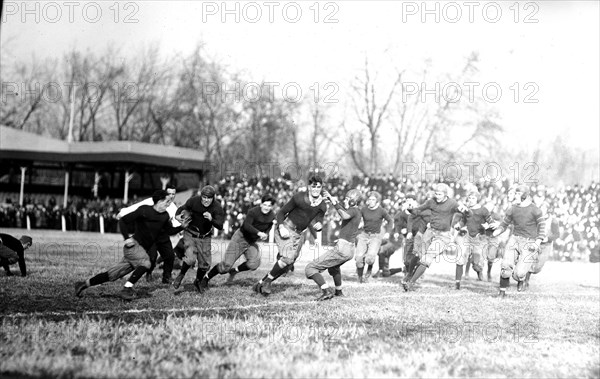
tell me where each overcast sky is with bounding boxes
[2,1,599,151]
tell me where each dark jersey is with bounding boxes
[179,196,226,234]
[500,203,546,240]
[119,205,183,251]
[360,206,394,234]
[276,192,327,231]
[412,198,461,232]
[408,209,431,234]
[241,206,275,243]
[0,233,26,276]
[463,206,493,237]
[338,206,362,243]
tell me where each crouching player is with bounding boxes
[305,189,362,300]
[200,195,276,287]
[0,233,32,277]
[453,191,494,289]
[492,185,545,298]
[75,190,188,300]
[254,176,328,296]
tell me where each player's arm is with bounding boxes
[382,210,394,234]
[241,209,262,236]
[276,196,296,225]
[534,208,546,247]
[210,205,226,230]
[492,208,513,236]
[17,247,26,277]
[408,199,433,214]
[312,204,327,231]
[118,207,142,239]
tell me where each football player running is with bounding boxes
[305,189,362,300]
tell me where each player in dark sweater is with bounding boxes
[492,185,546,297]
[305,189,362,300]
[355,191,394,283]
[254,176,328,296]
[74,190,187,300]
[200,195,276,287]
[404,183,467,291]
[172,185,226,293]
[0,233,32,277]
[453,191,494,289]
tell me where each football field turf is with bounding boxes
[1,228,598,378]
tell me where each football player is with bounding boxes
[253,175,328,296]
[200,194,276,287]
[355,191,394,283]
[403,183,468,291]
[305,189,362,300]
[492,184,546,298]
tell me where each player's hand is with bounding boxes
[279,225,290,239]
[203,212,212,221]
[383,232,390,240]
[393,232,400,240]
[313,222,323,231]
[124,237,136,248]
[257,232,268,241]
[406,232,413,240]
[492,228,502,237]
[180,217,191,229]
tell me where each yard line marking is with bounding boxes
[2,291,593,319]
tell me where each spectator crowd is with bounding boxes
[1,174,598,263]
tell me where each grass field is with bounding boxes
[1,228,599,378]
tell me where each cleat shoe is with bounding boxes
[162,277,172,285]
[172,274,184,290]
[226,271,237,284]
[194,278,208,293]
[358,276,364,284]
[493,290,507,298]
[74,281,87,298]
[477,271,483,281]
[252,282,263,294]
[119,287,136,301]
[317,288,335,301]
[517,281,524,292]
[402,281,413,292]
[455,282,461,290]
[261,280,272,295]
[334,289,345,297]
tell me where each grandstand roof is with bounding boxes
[0,125,208,171]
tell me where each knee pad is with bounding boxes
[305,265,319,279]
[246,258,261,271]
[217,262,231,274]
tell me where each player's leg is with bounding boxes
[227,242,261,282]
[405,230,448,291]
[364,236,382,282]
[498,237,518,297]
[514,238,537,292]
[155,235,175,284]
[256,229,303,295]
[454,234,470,290]
[207,230,247,283]
[354,233,369,283]
[320,239,355,297]
[525,242,550,290]
[194,237,213,293]
[471,236,485,281]
[305,247,340,301]
[173,231,197,289]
